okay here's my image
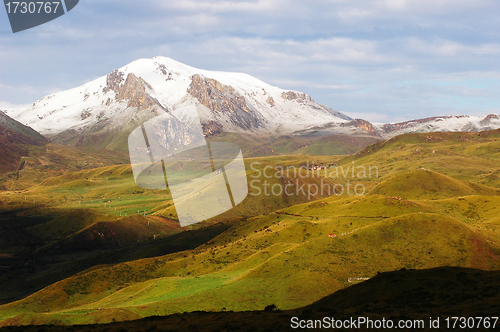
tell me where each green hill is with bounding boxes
[209,133,380,157]
[0,154,339,305]
[0,266,499,332]
[2,129,500,327]
[0,112,48,143]
[27,210,117,240]
[1,205,499,326]
[370,169,498,200]
[1,143,130,191]
[39,215,182,252]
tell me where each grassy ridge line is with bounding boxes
[2,143,130,191]
[208,133,380,157]
[0,112,49,176]
[33,215,183,252]
[0,112,47,143]
[334,130,500,191]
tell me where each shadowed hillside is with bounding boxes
[0,155,339,305]
[0,112,49,178]
[0,266,498,332]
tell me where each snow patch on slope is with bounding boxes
[376,114,500,138]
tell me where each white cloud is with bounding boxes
[0,101,31,111]
[161,0,284,13]
[1,0,500,122]
[407,38,500,57]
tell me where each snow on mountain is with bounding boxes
[5,56,500,150]
[299,114,500,139]
[5,57,353,150]
[376,114,500,138]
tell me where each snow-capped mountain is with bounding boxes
[293,114,500,139]
[5,56,500,150]
[5,57,354,150]
[375,114,500,138]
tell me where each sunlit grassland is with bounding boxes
[2,189,500,325]
[2,131,500,326]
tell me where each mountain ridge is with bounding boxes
[4,56,500,151]
[5,57,356,152]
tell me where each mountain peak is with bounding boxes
[4,57,351,151]
[7,56,499,151]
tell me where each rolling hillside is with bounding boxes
[1,129,500,327]
[0,111,49,179]
[0,155,338,305]
[1,266,496,332]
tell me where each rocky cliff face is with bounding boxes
[341,119,379,135]
[187,74,266,133]
[280,91,312,103]
[104,70,163,110]
[103,69,124,94]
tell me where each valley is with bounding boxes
[1,128,500,327]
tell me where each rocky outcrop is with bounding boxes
[104,70,162,110]
[480,114,500,126]
[188,74,264,131]
[188,74,251,113]
[116,73,156,109]
[341,119,379,134]
[280,91,313,103]
[103,69,124,94]
[266,96,275,107]
[202,121,224,137]
[155,64,174,80]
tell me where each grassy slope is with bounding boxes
[2,130,500,326]
[0,112,49,177]
[1,192,499,325]
[0,112,47,143]
[0,154,340,306]
[1,267,498,332]
[336,130,500,189]
[1,143,130,191]
[208,133,380,157]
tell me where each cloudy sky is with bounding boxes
[1,0,499,123]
